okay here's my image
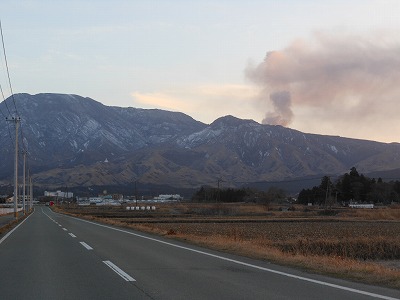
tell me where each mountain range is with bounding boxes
[1,93,400,194]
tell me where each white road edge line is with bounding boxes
[62,228,68,231]
[80,241,93,250]
[103,260,135,282]
[68,233,77,238]
[0,211,33,245]
[66,215,398,300]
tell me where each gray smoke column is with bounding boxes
[246,32,400,127]
[264,91,292,126]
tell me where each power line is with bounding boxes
[0,19,18,115]
[0,20,31,165]
[0,23,11,118]
[0,20,18,145]
[0,20,33,210]
[0,84,14,143]
[0,83,10,117]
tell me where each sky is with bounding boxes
[1,0,400,143]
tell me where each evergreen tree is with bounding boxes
[298,167,400,205]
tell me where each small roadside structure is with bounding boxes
[348,203,374,209]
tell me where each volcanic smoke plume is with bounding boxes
[264,91,292,126]
[246,32,400,126]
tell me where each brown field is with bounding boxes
[55,203,400,289]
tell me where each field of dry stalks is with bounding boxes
[55,203,400,289]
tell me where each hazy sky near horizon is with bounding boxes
[1,0,400,143]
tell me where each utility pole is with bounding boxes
[325,176,330,208]
[6,116,20,219]
[22,150,26,215]
[217,178,223,202]
[27,170,30,211]
[28,170,32,211]
[135,181,138,207]
[66,185,71,206]
[30,176,33,211]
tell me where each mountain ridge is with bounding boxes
[1,93,399,190]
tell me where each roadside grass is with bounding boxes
[0,219,18,235]
[0,211,32,236]
[274,236,400,260]
[339,207,400,220]
[54,204,400,289]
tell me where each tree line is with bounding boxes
[191,167,400,205]
[297,167,400,205]
[191,186,287,204]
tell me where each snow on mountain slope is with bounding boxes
[1,94,399,188]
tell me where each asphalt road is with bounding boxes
[0,207,399,300]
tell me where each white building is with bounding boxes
[89,197,103,204]
[154,194,183,201]
[44,190,74,199]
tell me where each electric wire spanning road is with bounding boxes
[0,207,399,300]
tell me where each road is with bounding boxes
[0,207,399,300]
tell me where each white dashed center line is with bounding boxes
[103,260,135,282]
[80,241,93,250]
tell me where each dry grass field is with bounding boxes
[55,203,400,289]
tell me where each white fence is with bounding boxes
[0,207,23,215]
[349,204,374,209]
[126,206,156,211]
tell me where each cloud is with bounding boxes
[246,31,400,128]
[131,91,193,112]
[131,84,260,123]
